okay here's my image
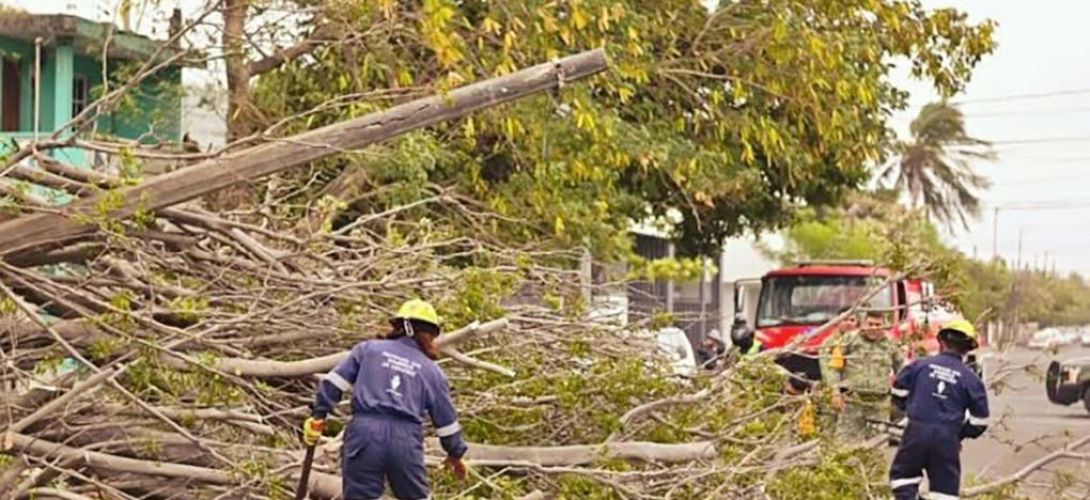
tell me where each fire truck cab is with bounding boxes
[730,260,960,385]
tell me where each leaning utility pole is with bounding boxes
[0,49,609,259]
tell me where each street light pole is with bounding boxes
[992,207,999,260]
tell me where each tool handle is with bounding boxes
[294,444,317,500]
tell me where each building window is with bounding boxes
[1,59,21,132]
[72,76,89,116]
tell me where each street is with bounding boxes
[962,345,1090,496]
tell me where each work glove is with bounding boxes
[445,456,468,481]
[302,417,325,446]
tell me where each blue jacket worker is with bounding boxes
[889,319,989,500]
[302,299,468,500]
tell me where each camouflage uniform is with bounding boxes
[820,330,904,443]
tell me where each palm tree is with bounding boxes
[881,101,996,228]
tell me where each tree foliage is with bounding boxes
[248,0,995,258]
[772,189,966,298]
[881,101,996,228]
[777,190,1090,328]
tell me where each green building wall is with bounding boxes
[0,35,181,145]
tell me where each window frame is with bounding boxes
[72,75,90,117]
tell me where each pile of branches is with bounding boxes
[0,146,891,500]
[0,49,888,500]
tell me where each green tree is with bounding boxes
[248,0,995,258]
[959,258,1013,323]
[774,190,974,317]
[776,190,1090,328]
[881,101,997,228]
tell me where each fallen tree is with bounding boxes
[204,318,510,378]
[431,439,718,466]
[0,49,607,259]
[0,6,1024,500]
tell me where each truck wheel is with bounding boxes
[1046,361,1062,404]
[1083,387,1090,414]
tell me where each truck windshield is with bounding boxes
[756,275,892,328]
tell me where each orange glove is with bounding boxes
[303,417,325,446]
[445,456,467,481]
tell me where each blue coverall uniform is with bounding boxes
[312,337,468,500]
[889,351,989,500]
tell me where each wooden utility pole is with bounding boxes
[0,50,608,259]
[1012,228,1024,342]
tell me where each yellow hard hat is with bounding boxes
[394,299,440,327]
[942,319,978,339]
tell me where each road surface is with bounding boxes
[961,345,1090,496]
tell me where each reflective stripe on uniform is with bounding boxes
[324,371,352,391]
[891,387,909,397]
[968,415,989,426]
[926,493,959,500]
[890,477,923,489]
[436,421,461,437]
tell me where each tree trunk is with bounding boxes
[426,439,718,466]
[190,318,507,378]
[8,433,236,485]
[0,50,608,260]
[213,0,258,209]
[223,0,252,142]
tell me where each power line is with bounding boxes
[990,136,1090,145]
[990,173,1090,187]
[993,154,1090,163]
[964,106,1090,118]
[953,88,1090,105]
[994,202,1090,211]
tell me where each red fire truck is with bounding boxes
[730,260,961,385]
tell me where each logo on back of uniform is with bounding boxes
[927,363,960,400]
[387,374,402,398]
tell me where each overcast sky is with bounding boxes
[893,0,1090,275]
[11,0,1090,274]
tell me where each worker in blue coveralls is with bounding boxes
[889,319,989,500]
[302,299,468,500]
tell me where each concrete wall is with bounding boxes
[718,236,781,339]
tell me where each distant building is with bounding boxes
[624,229,779,346]
[0,11,191,168]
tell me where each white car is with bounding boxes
[1029,329,1064,350]
[653,326,697,376]
[1081,331,1090,347]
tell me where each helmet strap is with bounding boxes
[404,319,415,338]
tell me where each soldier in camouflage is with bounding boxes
[820,309,905,443]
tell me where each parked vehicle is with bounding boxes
[1028,328,1065,350]
[1045,357,1090,414]
[1059,328,1080,346]
[730,260,959,385]
[1081,331,1090,347]
[653,326,697,376]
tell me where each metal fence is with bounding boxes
[626,233,721,345]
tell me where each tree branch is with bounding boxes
[210,318,508,378]
[247,25,335,76]
[964,434,1090,497]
